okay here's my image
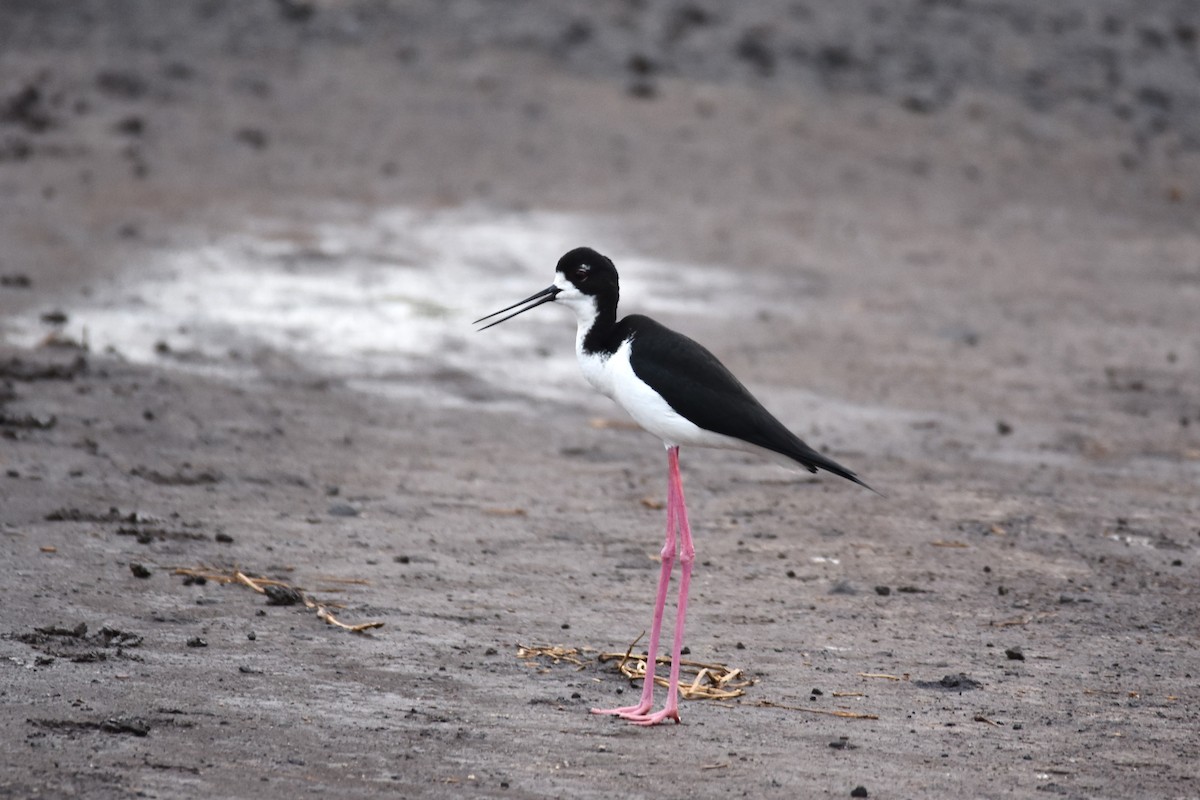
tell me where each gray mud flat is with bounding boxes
[2,2,1198,799]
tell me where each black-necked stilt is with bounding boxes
[476,247,872,726]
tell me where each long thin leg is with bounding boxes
[591,447,678,718]
[630,445,695,726]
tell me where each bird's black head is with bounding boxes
[555,247,619,300]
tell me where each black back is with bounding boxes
[615,315,869,489]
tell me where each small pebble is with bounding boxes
[264,584,302,606]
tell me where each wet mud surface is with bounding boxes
[2,2,1199,798]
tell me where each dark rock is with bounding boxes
[0,273,32,288]
[1,84,55,132]
[264,584,303,606]
[916,673,982,691]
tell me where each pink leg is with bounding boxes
[594,446,696,726]
[630,446,695,726]
[591,448,678,718]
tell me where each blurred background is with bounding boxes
[3,0,1197,411]
[2,3,1198,797]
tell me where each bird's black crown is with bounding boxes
[557,247,619,297]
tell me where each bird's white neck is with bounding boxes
[552,271,618,356]
[572,297,602,356]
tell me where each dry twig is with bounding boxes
[174,567,383,633]
[596,645,755,701]
[515,634,755,702]
[517,644,589,668]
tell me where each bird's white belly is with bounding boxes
[585,339,750,451]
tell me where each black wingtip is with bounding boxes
[851,474,885,497]
[824,464,883,497]
[788,443,882,496]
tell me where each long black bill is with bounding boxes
[474,285,560,331]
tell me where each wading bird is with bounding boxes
[476,247,871,726]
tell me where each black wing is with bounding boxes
[617,315,870,490]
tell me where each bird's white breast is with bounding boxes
[575,320,616,400]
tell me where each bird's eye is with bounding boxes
[576,265,591,282]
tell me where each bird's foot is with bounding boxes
[592,703,681,726]
[590,702,652,718]
[626,706,681,726]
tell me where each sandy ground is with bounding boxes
[2,2,1199,798]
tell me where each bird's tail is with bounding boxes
[782,437,880,495]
